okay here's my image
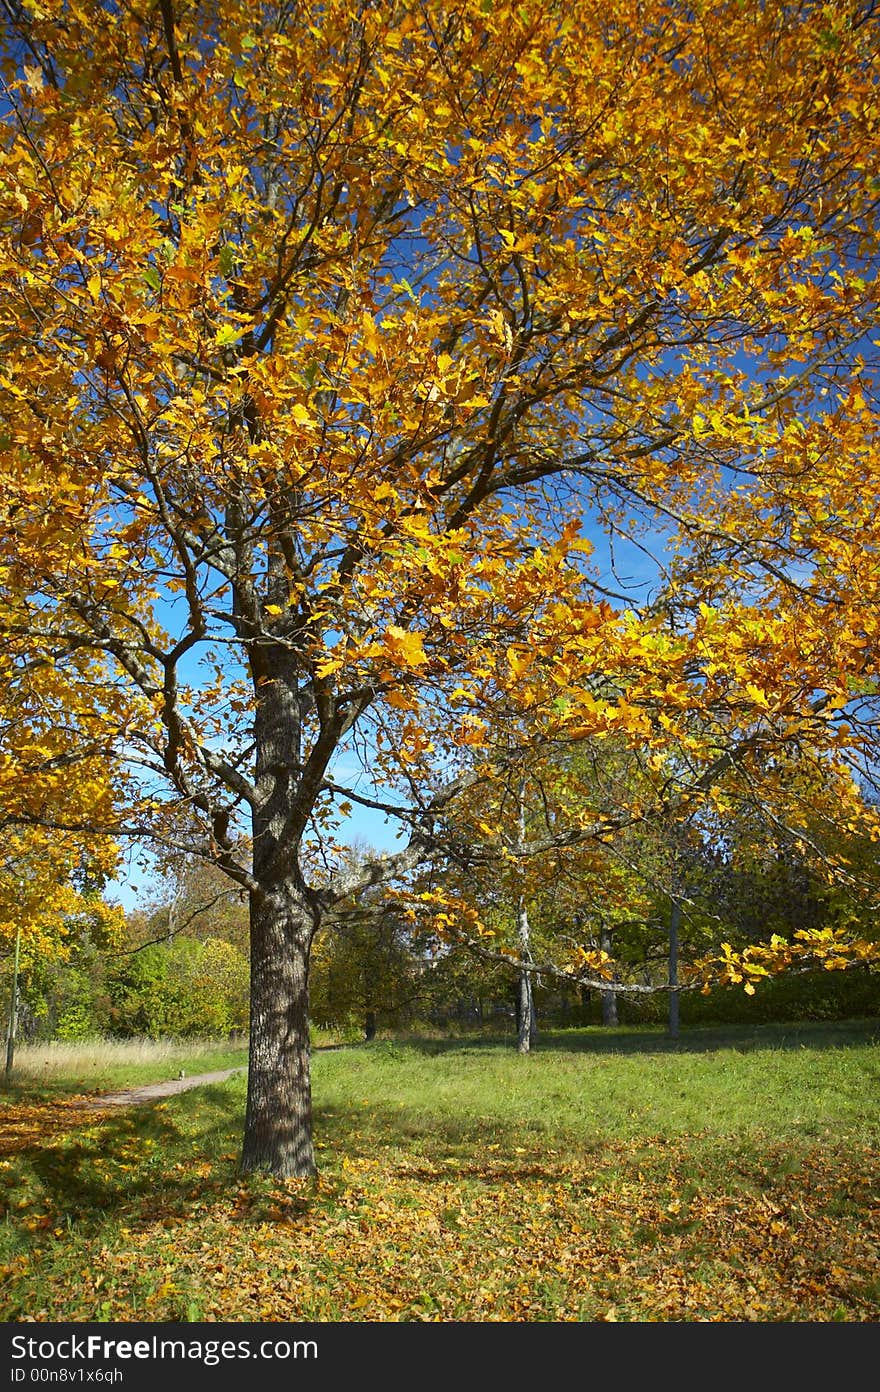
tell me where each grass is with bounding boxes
[0,1019,877,1322]
[3,1036,248,1095]
[329,1020,878,1142]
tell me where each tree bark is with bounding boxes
[237,623,323,1178]
[515,896,537,1054]
[514,779,537,1053]
[240,885,316,1177]
[5,919,21,1078]
[599,924,618,1027]
[668,896,681,1041]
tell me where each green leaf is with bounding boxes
[215,324,243,348]
[219,244,238,277]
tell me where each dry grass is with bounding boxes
[7,1036,247,1089]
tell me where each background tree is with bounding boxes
[310,902,423,1041]
[125,851,249,954]
[1,826,123,1055]
[108,934,248,1037]
[1,0,879,1176]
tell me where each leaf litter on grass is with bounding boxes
[0,1083,877,1323]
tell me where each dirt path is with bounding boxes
[76,1066,246,1108]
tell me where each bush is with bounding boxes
[108,937,249,1038]
[679,966,879,1025]
[506,969,879,1030]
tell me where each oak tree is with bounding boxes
[1,0,879,1174]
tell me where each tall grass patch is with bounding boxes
[3,1036,247,1093]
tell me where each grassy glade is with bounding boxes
[0,1021,877,1321]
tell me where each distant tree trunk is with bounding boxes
[515,964,532,1052]
[668,896,681,1040]
[364,1009,376,1041]
[515,779,537,1053]
[166,884,181,944]
[5,920,21,1077]
[599,924,618,1027]
[240,884,316,1177]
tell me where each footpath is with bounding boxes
[76,1066,246,1107]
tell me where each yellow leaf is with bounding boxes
[744,683,770,709]
[507,646,533,678]
[384,625,428,667]
[385,687,416,710]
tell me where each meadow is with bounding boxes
[1,1021,877,1322]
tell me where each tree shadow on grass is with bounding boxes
[311,1097,619,1173]
[0,1084,252,1256]
[4,1083,542,1269]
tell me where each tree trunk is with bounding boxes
[516,968,533,1053]
[239,627,322,1178]
[600,987,618,1027]
[515,896,537,1054]
[364,1009,376,1041]
[668,897,681,1041]
[599,924,618,1027]
[514,780,537,1054]
[5,919,21,1077]
[240,885,316,1178]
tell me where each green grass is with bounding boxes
[326,1020,879,1147]
[0,1019,877,1321]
